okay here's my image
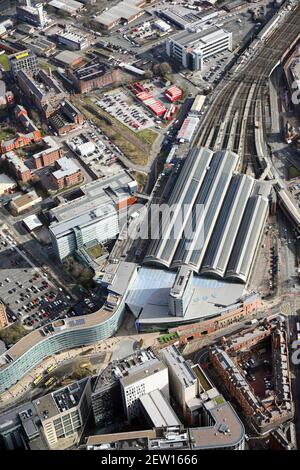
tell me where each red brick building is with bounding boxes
[66,62,120,93]
[1,150,32,183]
[51,156,82,190]
[32,136,64,169]
[0,105,41,154]
[49,100,85,136]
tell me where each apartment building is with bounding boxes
[8,50,38,79]
[32,136,64,169]
[1,151,31,183]
[51,157,82,190]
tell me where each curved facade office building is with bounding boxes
[0,262,137,393]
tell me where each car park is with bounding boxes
[0,232,75,329]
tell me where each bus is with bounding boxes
[46,364,57,374]
[45,377,56,388]
[33,375,43,387]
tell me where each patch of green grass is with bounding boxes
[86,244,105,259]
[289,165,300,179]
[159,332,179,343]
[215,395,225,405]
[0,53,9,71]
[0,323,29,346]
[0,127,15,141]
[137,128,158,146]
[72,97,149,166]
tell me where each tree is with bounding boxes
[159,62,172,76]
[144,70,153,79]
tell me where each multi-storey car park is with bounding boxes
[144,147,270,283]
[0,262,137,393]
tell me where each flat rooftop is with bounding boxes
[49,170,135,236]
[95,0,143,26]
[93,347,157,393]
[54,50,82,65]
[189,400,245,449]
[126,266,246,326]
[48,0,83,14]
[52,157,80,180]
[160,344,196,388]
[169,26,230,48]
[74,62,111,81]
[120,359,166,388]
[34,379,88,421]
[140,389,181,428]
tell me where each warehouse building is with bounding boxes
[189,94,206,115]
[177,116,200,142]
[48,0,84,16]
[54,50,84,69]
[49,171,138,260]
[56,31,90,51]
[159,7,219,31]
[93,0,146,31]
[144,147,270,283]
[49,100,85,136]
[21,37,56,58]
[166,27,232,71]
[66,61,120,93]
[9,191,42,214]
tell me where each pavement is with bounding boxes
[0,313,157,408]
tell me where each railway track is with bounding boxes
[193,3,300,174]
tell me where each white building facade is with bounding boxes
[166,27,232,71]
